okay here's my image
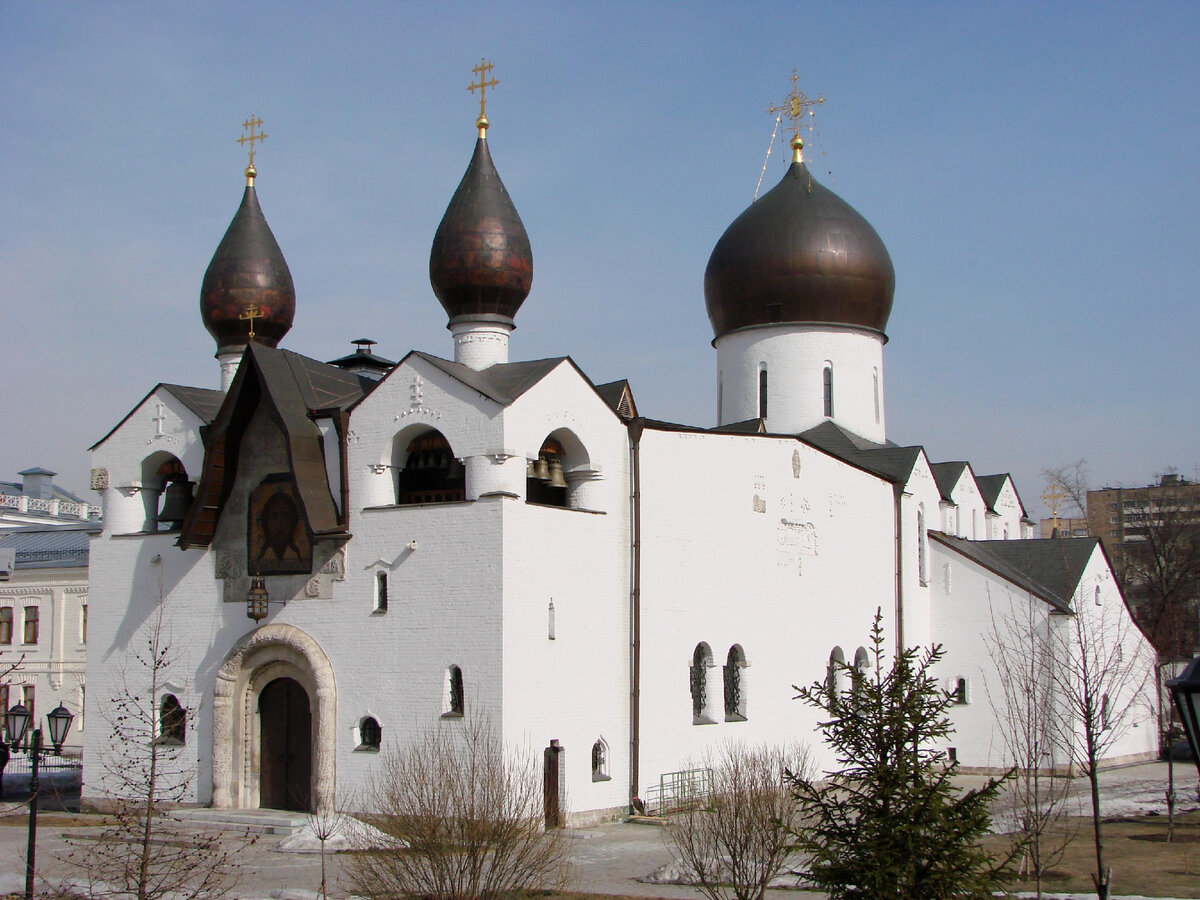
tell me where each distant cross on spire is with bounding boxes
[468,59,500,120]
[768,70,823,140]
[240,304,261,342]
[237,115,268,168]
[1041,482,1069,533]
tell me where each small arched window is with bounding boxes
[873,368,880,424]
[758,367,768,419]
[591,738,611,781]
[823,365,834,418]
[827,647,847,701]
[358,716,382,751]
[691,643,714,724]
[953,677,969,705]
[853,646,870,693]
[159,694,186,744]
[444,665,464,718]
[724,644,747,721]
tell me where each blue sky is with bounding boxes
[3,2,1198,518]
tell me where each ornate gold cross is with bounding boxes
[468,59,500,119]
[240,304,261,341]
[237,116,268,168]
[769,70,823,139]
[1041,482,1069,523]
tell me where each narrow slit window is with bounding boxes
[823,365,834,418]
[376,571,389,612]
[758,368,768,419]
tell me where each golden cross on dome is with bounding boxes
[240,304,261,341]
[768,70,823,139]
[468,59,500,126]
[237,115,268,168]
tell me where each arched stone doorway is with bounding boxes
[211,624,336,812]
[259,677,312,811]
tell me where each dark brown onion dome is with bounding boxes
[200,184,296,353]
[704,153,894,341]
[430,135,532,326]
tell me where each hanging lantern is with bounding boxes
[247,576,270,622]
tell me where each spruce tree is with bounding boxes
[789,611,1014,899]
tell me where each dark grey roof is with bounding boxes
[979,537,1098,608]
[975,473,1008,510]
[800,420,922,484]
[405,353,566,406]
[0,523,98,569]
[974,473,1028,518]
[595,380,637,420]
[930,461,969,501]
[92,382,223,450]
[711,418,767,434]
[161,384,225,423]
[932,533,1099,613]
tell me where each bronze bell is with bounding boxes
[547,458,568,489]
[533,457,551,481]
[157,479,194,529]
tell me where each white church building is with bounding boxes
[83,91,1157,821]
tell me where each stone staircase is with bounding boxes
[171,807,311,836]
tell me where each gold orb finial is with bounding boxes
[468,58,499,137]
[237,115,268,186]
[791,134,804,163]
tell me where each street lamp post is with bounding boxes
[1166,655,1200,778]
[5,702,75,900]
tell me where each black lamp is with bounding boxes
[1166,655,1200,776]
[5,701,30,746]
[45,703,74,752]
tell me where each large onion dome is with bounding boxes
[704,137,894,341]
[429,122,532,326]
[200,170,296,353]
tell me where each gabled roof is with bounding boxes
[382,352,567,407]
[930,461,970,501]
[90,382,224,450]
[930,532,1079,613]
[179,343,363,549]
[711,418,767,434]
[975,473,1008,510]
[799,420,923,484]
[975,472,1028,518]
[979,537,1099,608]
[161,384,225,423]
[595,380,638,420]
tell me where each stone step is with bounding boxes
[171,808,311,836]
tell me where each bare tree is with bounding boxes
[1048,587,1154,900]
[1041,459,1090,523]
[307,806,344,900]
[67,604,250,900]
[985,592,1075,898]
[347,713,571,900]
[663,741,812,900]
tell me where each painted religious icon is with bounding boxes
[248,477,312,575]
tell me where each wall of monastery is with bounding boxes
[634,427,898,793]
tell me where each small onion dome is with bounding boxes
[200,184,296,353]
[430,135,532,326]
[704,150,894,341]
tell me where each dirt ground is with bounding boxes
[982,810,1200,897]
